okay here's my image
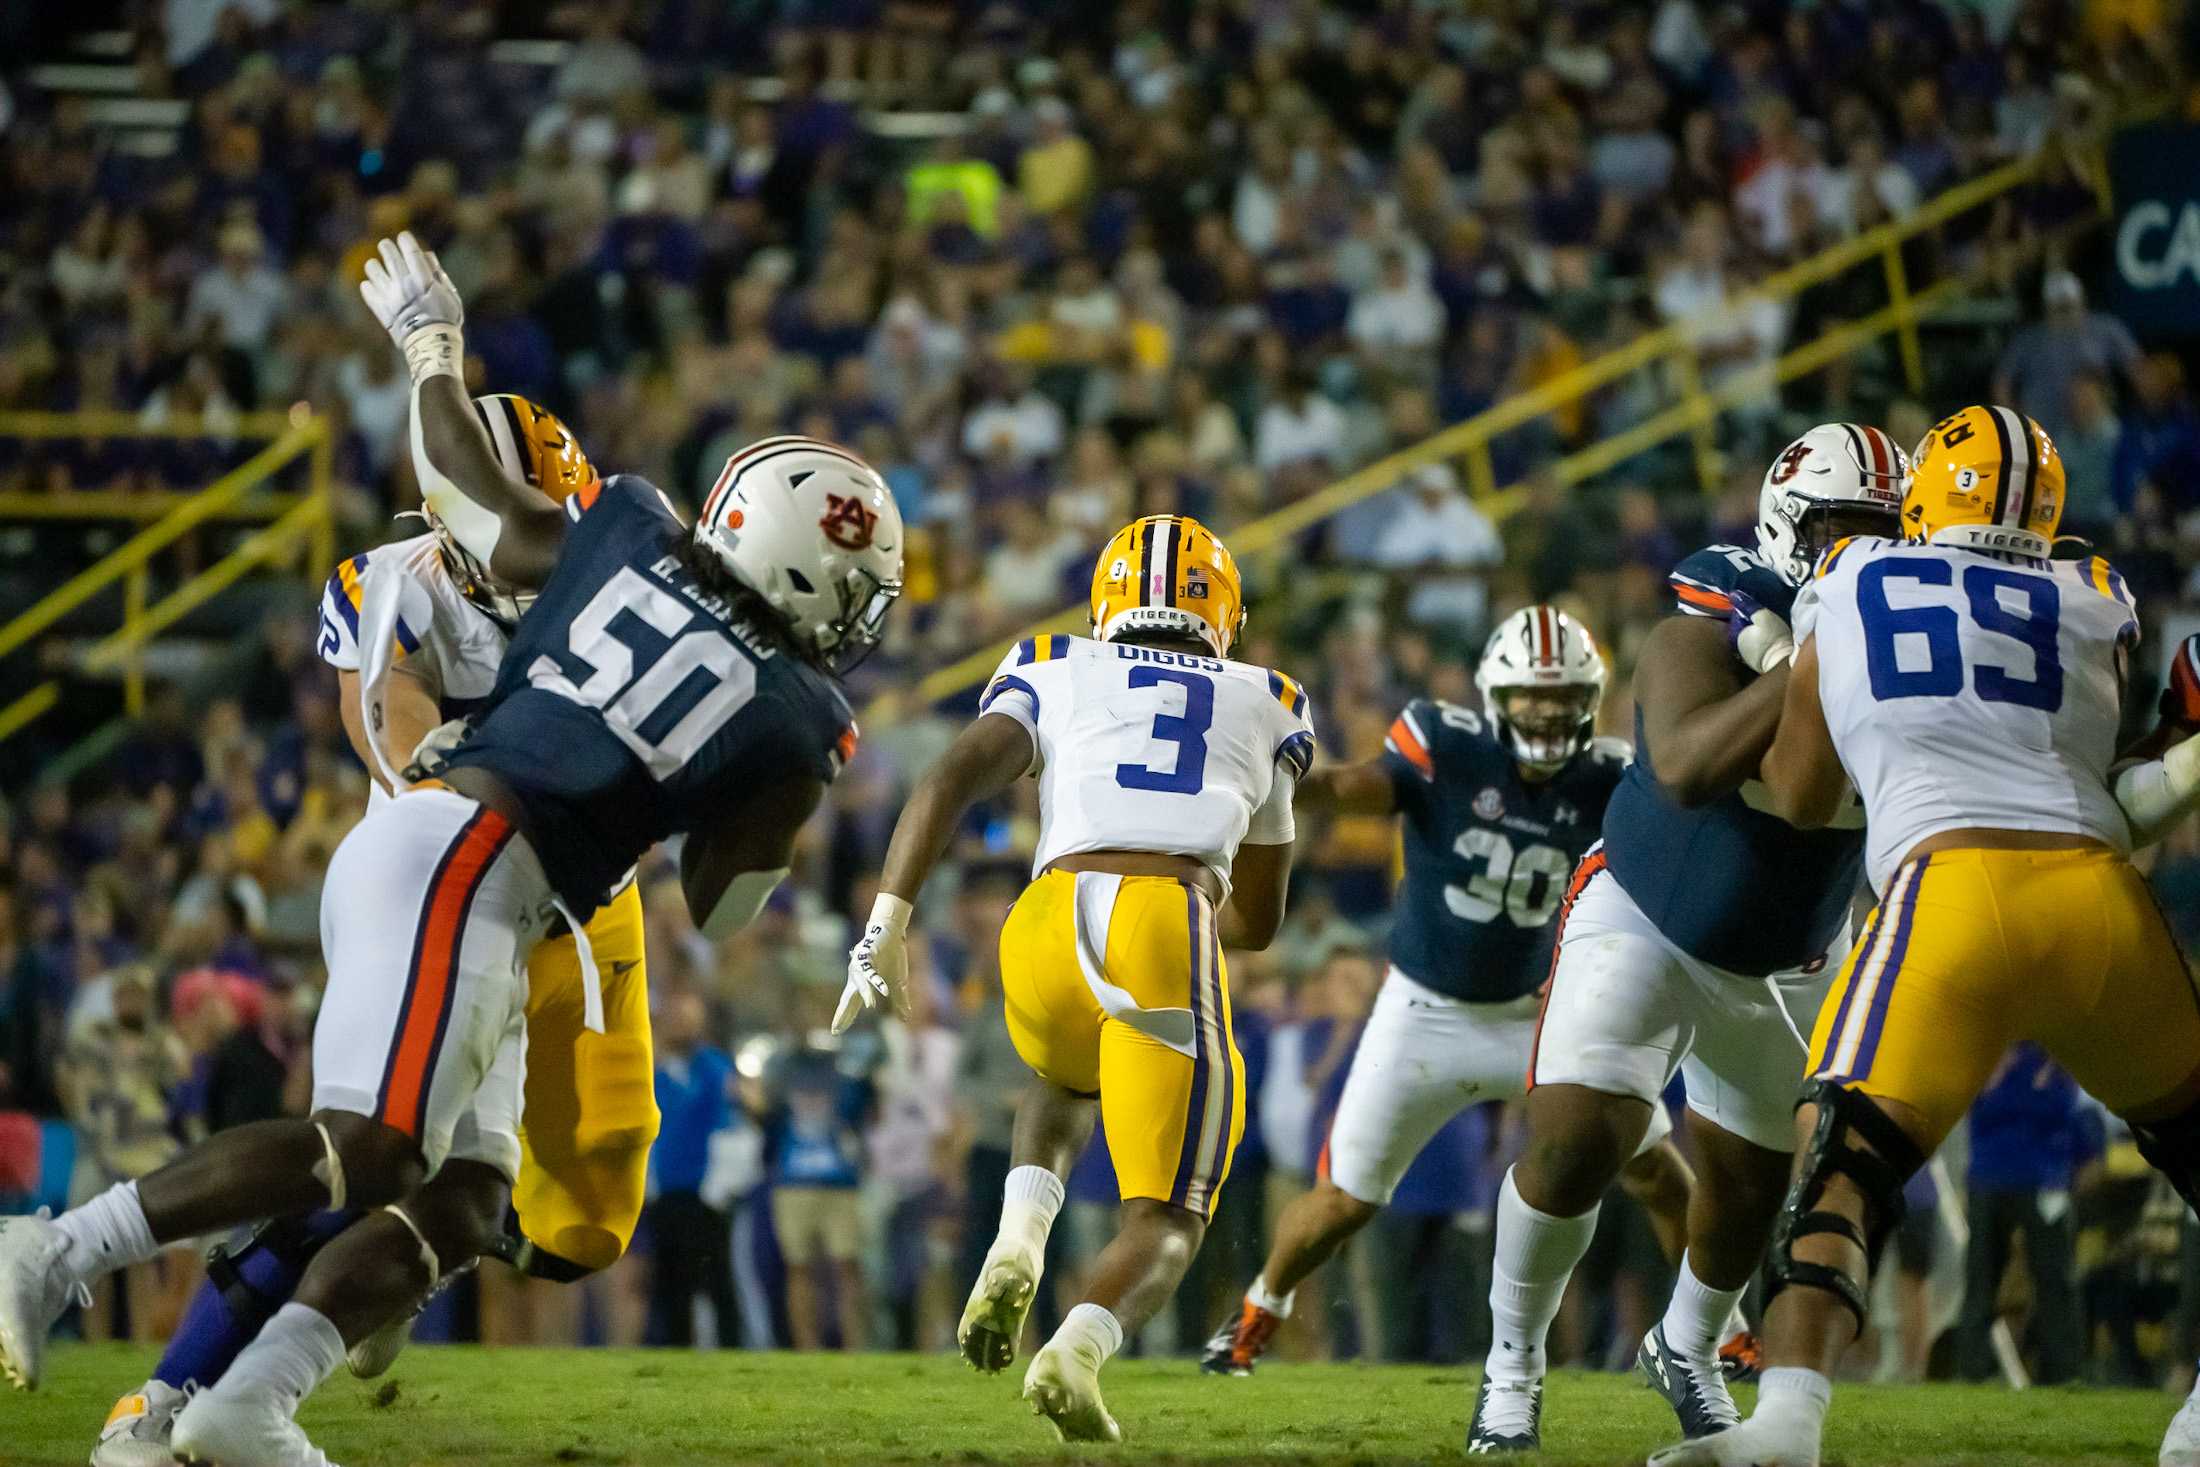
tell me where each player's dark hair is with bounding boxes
[670,537,815,666]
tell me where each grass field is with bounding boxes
[4,1344,2177,1465]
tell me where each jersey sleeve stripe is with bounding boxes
[1275,729,1315,780]
[981,674,1040,723]
[324,570,361,636]
[1385,713,1434,779]
[1668,570,1721,592]
[1814,537,1855,579]
[393,618,420,656]
[1012,637,1038,666]
[1672,582,1733,613]
[1267,669,1306,717]
[1044,634,1068,661]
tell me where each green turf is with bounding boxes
[3,1344,2176,1465]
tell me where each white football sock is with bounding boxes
[1754,1366,1833,1428]
[1049,1302,1124,1370]
[1247,1274,1294,1318]
[55,1180,160,1282]
[1485,1167,1599,1384]
[223,1303,345,1409]
[998,1165,1064,1257]
[1661,1253,1746,1359]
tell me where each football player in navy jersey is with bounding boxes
[1200,606,1702,1377]
[1464,426,1906,1457]
[0,233,901,1465]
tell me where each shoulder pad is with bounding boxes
[1008,633,1075,667]
[567,473,681,527]
[2072,554,2138,615]
[1669,543,1795,620]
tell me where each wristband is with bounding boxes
[868,892,914,937]
[401,323,464,385]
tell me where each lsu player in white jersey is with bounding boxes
[87,396,659,1466]
[1652,405,2200,1467]
[834,514,1312,1442]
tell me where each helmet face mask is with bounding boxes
[1491,685,1599,769]
[1756,424,1908,584]
[1476,605,1607,774]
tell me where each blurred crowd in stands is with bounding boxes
[5,0,2200,1385]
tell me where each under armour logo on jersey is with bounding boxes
[1554,803,1577,824]
[1769,440,1811,484]
[820,493,879,550]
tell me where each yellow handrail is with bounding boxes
[0,425,321,661]
[900,141,2096,710]
[0,416,333,745]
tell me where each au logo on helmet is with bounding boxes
[820,493,880,550]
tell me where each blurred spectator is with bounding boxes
[185,220,289,360]
[762,1009,872,1351]
[1957,1044,2101,1387]
[1993,271,2141,442]
[645,992,740,1348]
[57,965,188,1341]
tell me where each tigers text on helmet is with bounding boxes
[1756,423,1908,585]
[1902,404,2063,560]
[1088,515,1245,658]
[1476,605,1607,773]
[695,435,905,671]
[433,394,596,627]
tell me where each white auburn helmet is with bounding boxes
[1475,605,1607,773]
[1756,423,1909,585]
[695,435,905,669]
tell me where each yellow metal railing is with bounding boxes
[905,139,2105,708]
[0,414,334,744]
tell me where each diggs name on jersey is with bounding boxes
[1382,700,1627,1004]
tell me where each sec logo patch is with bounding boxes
[1474,787,1505,821]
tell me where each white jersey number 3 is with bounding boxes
[529,567,755,778]
[1445,829,1571,927]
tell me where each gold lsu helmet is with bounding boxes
[1902,404,2064,559]
[1089,514,1245,657]
[430,394,598,626]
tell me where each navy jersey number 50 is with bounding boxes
[1857,557,2063,712]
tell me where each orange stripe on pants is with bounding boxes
[1525,849,1607,1090]
[378,807,515,1137]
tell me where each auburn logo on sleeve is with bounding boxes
[820,493,880,550]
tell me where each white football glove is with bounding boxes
[402,716,472,783]
[833,893,913,1034]
[358,231,465,381]
[1726,587,1796,674]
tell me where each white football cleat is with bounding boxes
[1022,1339,1122,1443]
[2162,1378,2200,1467]
[345,1307,419,1379]
[0,1210,80,1390]
[171,1382,340,1467]
[1647,1410,1820,1467]
[91,1378,189,1467]
[957,1239,1041,1374]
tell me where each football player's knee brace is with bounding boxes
[2131,1093,2200,1215]
[1766,1079,1925,1338]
